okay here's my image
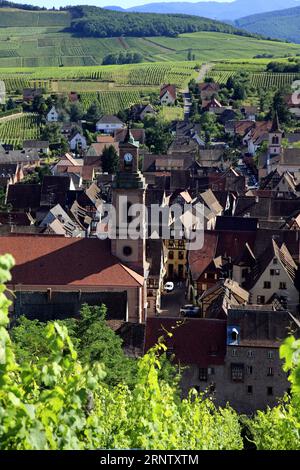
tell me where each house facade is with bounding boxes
[96,115,125,134]
[69,132,87,151]
[47,106,59,122]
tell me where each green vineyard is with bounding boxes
[0,113,41,147]
[80,90,146,115]
[0,62,197,89]
[208,70,300,88]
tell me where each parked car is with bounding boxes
[164,281,175,293]
[180,304,200,317]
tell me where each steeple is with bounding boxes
[268,111,283,160]
[124,122,139,148]
[271,111,282,133]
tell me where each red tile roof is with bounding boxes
[144,317,227,366]
[188,232,219,280]
[0,236,144,288]
[160,84,177,100]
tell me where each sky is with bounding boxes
[23,0,233,9]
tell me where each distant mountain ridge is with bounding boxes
[235,6,300,43]
[105,0,300,21]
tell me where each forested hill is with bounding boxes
[66,6,257,39]
[236,6,300,43]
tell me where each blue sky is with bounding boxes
[24,0,232,9]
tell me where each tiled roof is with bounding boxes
[188,231,219,280]
[228,307,300,347]
[144,317,227,366]
[114,128,145,144]
[97,115,124,125]
[0,236,144,288]
[6,184,41,210]
[160,84,176,100]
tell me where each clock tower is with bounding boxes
[111,127,148,278]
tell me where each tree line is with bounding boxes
[67,6,258,39]
[102,51,143,66]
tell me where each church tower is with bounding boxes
[111,127,148,277]
[268,111,283,157]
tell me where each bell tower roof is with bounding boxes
[122,124,139,148]
[270,111,282,133]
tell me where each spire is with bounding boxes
[123,121,139,148]
[271,111,281,133]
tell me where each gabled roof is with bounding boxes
[228,307,300,347]
[245,239,297,290]
[0,236,144,288]
[23,140,49,149]
[114,128,145,145]
[40,175,71,207]
[200,279,249,318]
[97,115,124,125]
[199,82,220,92]
[199,189,223,215]
[160,84,176,100]
[188,231,219,280]
[144,317,227,366]
[6,184,41,210]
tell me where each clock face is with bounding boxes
[124,153,133,163]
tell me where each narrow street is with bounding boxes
[182,62,213,121]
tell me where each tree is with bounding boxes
[41,122,62,144]
[199,112,223,142]
[6,98,16,110]
[101,145,119,174]
[272,88,291,124]
[0,254,243,450]
[249,336,300,450]
[21,165,52,185]
[69,102,84,123]
[2,254,300,449]
[85,102,102,122]
[73,304,137,387]
[144,115,173,154]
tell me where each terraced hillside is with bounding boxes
[0,14,299,68]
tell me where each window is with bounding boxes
[231,349,237,357]
[123,246,132,257]
[267,367,274,377]
[169,251,174,260]
[247,385,253,394]
[264,281,271,289]
[273,258,278,265]
[199,368,208,382]
[270,269,280,276]
[279,282,287,290]
[178,251,184,260]
[267,387,273,396]
[257,296,265,305]
[231,364,244,382]
[247,350,254,359]
[268,351,274,360]
[247,366,253,375]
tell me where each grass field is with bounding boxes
[0,23,299,68]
